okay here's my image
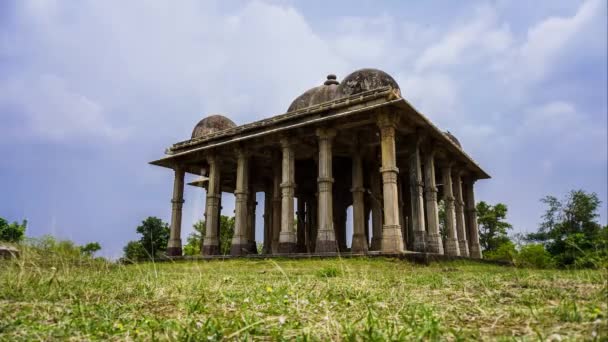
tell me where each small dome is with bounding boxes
[444,131,461,148]
[338,68,400,97]
[287,75,340,112]
[192,114,236,139]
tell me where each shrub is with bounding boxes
[515,244,554,269]
[484,241,517,263]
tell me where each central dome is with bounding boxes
[192,114,236,139]
[287,68,400,112]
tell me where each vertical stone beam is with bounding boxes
[231,148,249,255]
[278,137,297,253]
[167,167,185,256]
[369,166,383,250]
[351,148,369,253]
[465,179,483,259]
[263,188,272,254]
[409,138,427,252]
[309,196,318,252]
[397,177,407,249]
[296,198,306,252]
[247,195,257,254]
[315,128,338,253]
[271,153,282,253]
[377,113,404,253]
[441,164,460,256]
[202,155,221,255]
[453,171,469,257]
[424,149,444,254]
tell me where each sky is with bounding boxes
[0,0,606,258]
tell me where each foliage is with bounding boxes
[122,216,170,261]
[476,202,512,252]
[515,244,555,269]
[526,190,606,268]
[0,258,605,340]
[183,216,235,256]
[0,217,27,243]
[80,242,102,257]
[483,240,517,263]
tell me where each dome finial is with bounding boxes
[324,74,339,86]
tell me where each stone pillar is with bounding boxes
[315,128,338,253]
[350,148,369,253]
[441,164,460,256]
[263,188,272,254]
[167,167,185,256]
[278,137,297,253]
[369,166,383,250]
[409,138,427,252]
[424,149,444,254]
[397,177,407,249]
[453,170,469,257]
[308,196,318,252]
[465,179,483,259]
[377,112,404,253]
[247,196,257,254]
[296,198,306,252]
[231,148,249,255]
[202,155,221,255]
[271,153,282,253]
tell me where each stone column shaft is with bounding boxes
[315,128,338,253]
[167,167,185,256]
[247,195,257,254]
[231,148,249,255]
[278,138,297,253]
[351,150,369,253]
[453,171,469,257]
[203,155,221,255]
[263,189,272,254]
[465,180,483,259]
[409,139,427,252]
[441,165,460,256]
[377,113,404,253]
[296,199,306,252]
[424,150,444,254]
[370,167,383,250]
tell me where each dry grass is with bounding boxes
[0,252,606,340]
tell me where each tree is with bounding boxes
[136,217,170,259]
[80,242,102,257]
[123,240,148,261]
[0,218,27,243]
[476,202,512,252]
[183,215,235,256]
[527,190,605,267]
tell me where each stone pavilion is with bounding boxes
[150,68,488,258]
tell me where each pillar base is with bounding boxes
[458,240,469,257]
[247,241,258,254]
[370,237,382,251]
[351,234,369,253]
[166,246,182,256]
[444,238,460,256]
[380,224,404,253]
[278,242,297,253]
[230,243,249,256]
[469,243,482,259]
[202,244,220,256]
[426,233,444,254]
[413,231,427,252]
[315,239,338,253]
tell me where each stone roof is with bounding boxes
[444,131,461,148]
[191,115,236,139]
[287,68,401,112]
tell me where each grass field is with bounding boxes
[0,254,606,341]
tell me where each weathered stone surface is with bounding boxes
[0,245,19,258]
[191,115,236,139]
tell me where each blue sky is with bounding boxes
[1,0,606,258]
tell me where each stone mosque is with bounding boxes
[151,68,487,258]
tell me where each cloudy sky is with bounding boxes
[1,0,606,258]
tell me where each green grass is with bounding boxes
[0,253,606,341]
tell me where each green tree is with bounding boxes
[123,240,148,261]
[476,202,512,252]
[80,242,102,257]
[183,216,235,256]
[0,218,27,242]
[527,190,605,267]
[136,217,170,259]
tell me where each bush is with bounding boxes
[484,241,517,263]
[515,244,554,268]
